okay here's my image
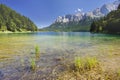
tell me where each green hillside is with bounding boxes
[44,23,90,32]
[43,17,96,32]
[0,4,38,32]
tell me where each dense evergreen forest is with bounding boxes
[90,4,120,34]
[0,4,38,32]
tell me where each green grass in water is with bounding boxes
[74,57,84,71]
[85,57,99,70]
[35,45,40,59]
[74,57,99,72]
[30,58,36,71]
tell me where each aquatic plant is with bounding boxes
[74,57,99,72]
[30,58,36,71]
[57,56,101,80]
[74,57,84,71]
[85,57,99,70]
[35,45,40,59]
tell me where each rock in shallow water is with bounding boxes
[0,71,4,79]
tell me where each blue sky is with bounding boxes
[0,0,115,28]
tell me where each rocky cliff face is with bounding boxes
[56,12,84,23]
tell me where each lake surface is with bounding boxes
[0,32,120,79]
[0,32,119,57]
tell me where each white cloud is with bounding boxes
[75,8,83,12]
[78,8,82,12]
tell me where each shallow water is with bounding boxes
[0,32,119,61]
[0,32,119,56]
[0,32,120,79]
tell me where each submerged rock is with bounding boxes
[0,71,4,79]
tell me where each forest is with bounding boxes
[0,4,38,32]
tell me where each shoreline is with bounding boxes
[0,31,39,34]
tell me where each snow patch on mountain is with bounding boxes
[55,0,120,23]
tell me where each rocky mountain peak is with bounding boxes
[55,0,120,24]
[100,3,116,15]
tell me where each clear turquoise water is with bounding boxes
[0,32,119,57]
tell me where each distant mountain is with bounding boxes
[43,0,120,32]
[0,4,38,32]
[90,4,120,34]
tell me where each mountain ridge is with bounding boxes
[43,0,120,32]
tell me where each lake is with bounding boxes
[0,32,120,79]
[0,32,119,57]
